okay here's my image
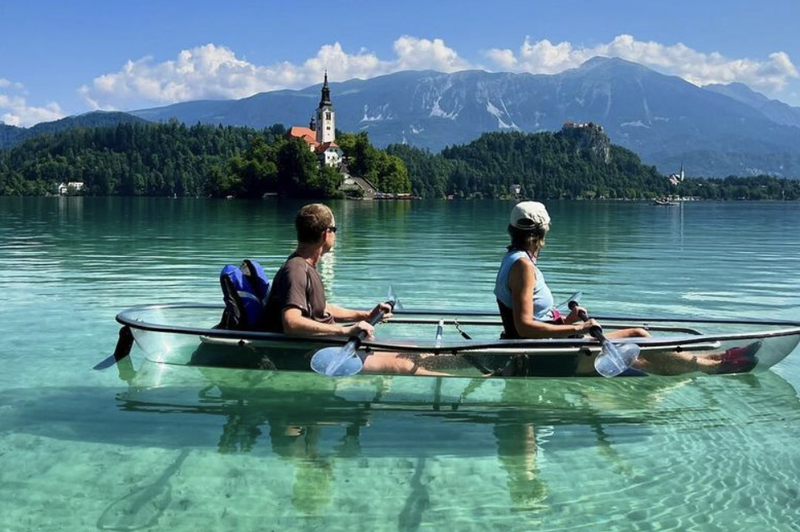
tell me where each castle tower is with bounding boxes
[316,72,335,144]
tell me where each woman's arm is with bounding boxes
[509,259,594,339]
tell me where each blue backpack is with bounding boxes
[219,259,271,330]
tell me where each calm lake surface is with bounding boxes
[2,197,800,531]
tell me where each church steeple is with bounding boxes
[316,71,335,144]
[319,71,332,108]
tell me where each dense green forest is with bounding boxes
[1,121,799,200]
[388,128,800,200]
[0,121,409,198]
[389,126,666,199]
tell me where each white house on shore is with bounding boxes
[57,182,84,195]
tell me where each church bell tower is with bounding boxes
[316,72,335,144]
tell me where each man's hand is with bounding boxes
[368,302,394,323]
[345,320,375,338]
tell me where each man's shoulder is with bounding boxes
[281,255,309,274]
[272,255,310,286]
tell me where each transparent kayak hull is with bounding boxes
[115,303,800,378]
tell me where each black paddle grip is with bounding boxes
[569,300,604,337]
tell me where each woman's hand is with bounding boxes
[565,304,589,324]
[576,318,600,333]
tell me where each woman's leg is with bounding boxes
[603,328,760,375]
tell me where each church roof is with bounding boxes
[315,141,341,153]
[287,126,317,145]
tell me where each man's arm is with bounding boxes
[282,307,372,337]
[328,302,394,324]
[326,304,371,323]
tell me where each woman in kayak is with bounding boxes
[492,201,760,377]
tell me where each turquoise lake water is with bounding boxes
[2,197,800,531]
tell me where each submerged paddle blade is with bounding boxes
[93,326,135,370]
[595,341,641,378]
[310,343,363,377]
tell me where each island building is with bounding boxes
[287,72,345,168]
[287,73,384,199]
[669,163,685,186]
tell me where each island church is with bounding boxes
[288,73,389,199]
[287,73,345,168]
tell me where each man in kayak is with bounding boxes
[491,201,761,377]
[261,203,438,375]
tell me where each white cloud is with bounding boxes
[392,36,471,72]
[485,34,799,95]
[0,79,65,127]
[69,34,800,113]
[79,38,471,110]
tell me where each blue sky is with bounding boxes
[2,0,799,127]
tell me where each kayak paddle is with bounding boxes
[570,302,641,377]
[310,300,395,377]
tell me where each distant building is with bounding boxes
[340,162,378,199]
[58,182,84,195]
[669,163,685,186]
[562,121,604,133]
[287,73,344,168]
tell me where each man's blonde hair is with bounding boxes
[295,203,333,243]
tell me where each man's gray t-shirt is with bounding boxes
[262,254,334,333]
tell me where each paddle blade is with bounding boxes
[93,326,134,370]
[555,291,582,316]
[594,341,641,378]
[310,344,363,377]
[387,285,403,311]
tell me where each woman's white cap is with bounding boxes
[509,201,550,231]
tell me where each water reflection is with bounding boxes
[103,360,800,518]
[2,360,800,529]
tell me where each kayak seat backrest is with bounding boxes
[219,259,271,330]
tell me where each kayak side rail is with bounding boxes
[393,308,800,328]
[389,316,706,335]
[116,303,800,328]
[359,326,800,354]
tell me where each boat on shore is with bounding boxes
[652,198,679,206]
[108,303,800,378]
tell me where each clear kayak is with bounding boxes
[110,303,800,378]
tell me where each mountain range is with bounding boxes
[4,57,800,178]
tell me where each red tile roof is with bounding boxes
[287,126,317,145]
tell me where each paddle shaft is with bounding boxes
[569,301,609,345]
[348,303,393,347]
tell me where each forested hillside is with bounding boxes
[389,126,667,199]
[0,122,409,198]
[2,121,798,200]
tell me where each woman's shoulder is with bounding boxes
[505,250,533,265]
[509,253,535,274]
